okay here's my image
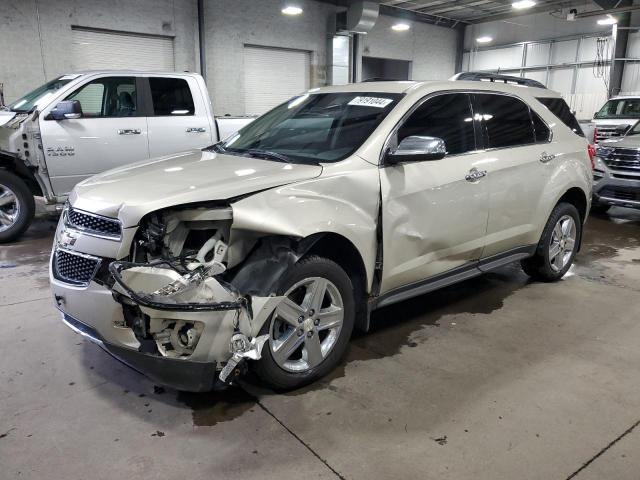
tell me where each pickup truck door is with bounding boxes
[39,76,149,196]
[144,76,214,158]
[379,92,490,295]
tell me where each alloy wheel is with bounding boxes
[0,184,20,233]
[269,277,344,373]
[548,214,576,272]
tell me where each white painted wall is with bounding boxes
[0,0,198,103]
[362,14,458,81]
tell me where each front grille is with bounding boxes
[601,147,640,173]
[66,207,121,238]
[53,248,102,287]
[596,126,625,142]
[599,187,640,203]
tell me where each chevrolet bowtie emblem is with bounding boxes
[58,229,78,248]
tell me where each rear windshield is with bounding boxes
[536,97,584,137]
[595,98,640,119]
[220,92,403,164]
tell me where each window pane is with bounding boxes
[224,92,402,163]
[536,97,584,136]
[532,112,551,143]
[476,94,535,148]
[149,77,195,116]
[398,94,475,155]
[69,83,104,116]
[66,77,136,118]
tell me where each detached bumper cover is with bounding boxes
[62,313,218,392]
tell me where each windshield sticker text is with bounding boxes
[348,96,394,108]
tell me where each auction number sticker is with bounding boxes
[348,96,394,108]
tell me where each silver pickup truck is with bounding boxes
[0,71,253,242]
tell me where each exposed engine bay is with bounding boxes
[105,204,307,383]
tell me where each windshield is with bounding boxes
[595,98,640,119]
[8,76,77,113]
[219,92,403,164]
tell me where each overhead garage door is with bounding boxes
[71,28,175,71]
[243,45,310,115]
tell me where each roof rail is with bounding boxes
[451,72,547,89]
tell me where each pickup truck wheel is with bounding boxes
[521,202,581,282]
[0,170,35,243]
[254,255,355,391]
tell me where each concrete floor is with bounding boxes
[1,206,639,480]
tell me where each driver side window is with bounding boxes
[66,77,137,118]
[398,93,476,156]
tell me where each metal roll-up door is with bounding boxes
[243,45,310,115]
[71,28,175,71]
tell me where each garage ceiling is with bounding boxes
[376,0,597,25]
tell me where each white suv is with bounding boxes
[49,74,593,391]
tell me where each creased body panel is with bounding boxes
[230,157,381,290]
[379,154,490,294]
[70,150,323,226]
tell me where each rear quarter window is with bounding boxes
[536,97,584,137]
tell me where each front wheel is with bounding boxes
[254,255,355,390]
[0,170,35,243]
[521,202,581,282]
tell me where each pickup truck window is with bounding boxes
[8,76,74,113]
[221,92,403,164]
[66,77,137,118]
[594,98,640,119]
[149,78,195,116]
[398,93,475,155]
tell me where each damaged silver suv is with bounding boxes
[50,74,593,391]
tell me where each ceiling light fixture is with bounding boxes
[597,14,617,25]
[391,23,410,31]
[476,36,493,44]
[512,0,536,9]
[281,5,303,15]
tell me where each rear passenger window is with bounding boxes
[149,77,195,116]
[398,93,476,155]
[536,97,584,137]
[475,94,535,148]
[532,112,551,143]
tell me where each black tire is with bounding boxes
[254,255,355,391]
[0,170,35,243]
[521,202,581,282]
[590,203,611,214]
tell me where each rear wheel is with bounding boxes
[521,202,581,282]
[0,170,35,243]
[255,255,355,390]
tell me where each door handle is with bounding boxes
[539,151,555,163]
[118,129,141,135]
[465,167,487,182]
[186,127,206,133]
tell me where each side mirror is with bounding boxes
[386,136,447,164]
[47,100,82,120]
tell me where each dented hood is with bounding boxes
[70,149,322,227]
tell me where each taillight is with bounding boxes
[588,144,596,170]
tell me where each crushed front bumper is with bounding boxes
[62,313,218,391]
